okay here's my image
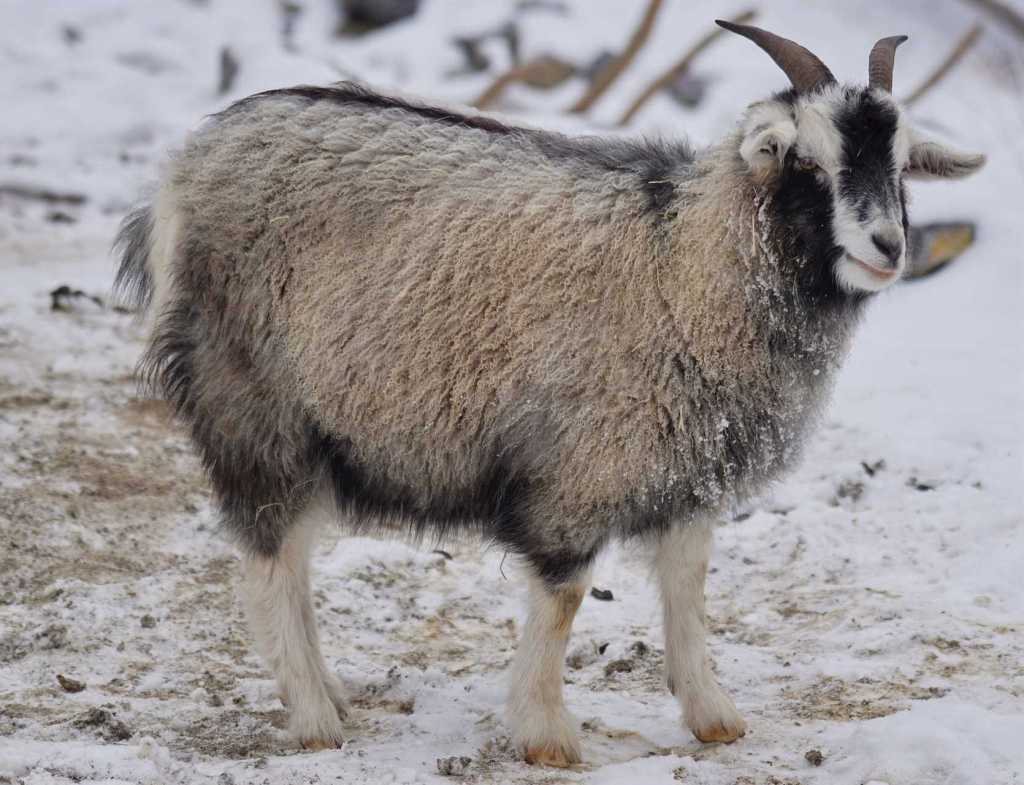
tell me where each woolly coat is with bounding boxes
[126,84,858,582]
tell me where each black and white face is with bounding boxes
[739,85,985,297]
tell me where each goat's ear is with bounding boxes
[739,103,796,183]
[905,132,986,180]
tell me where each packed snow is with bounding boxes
[1,1,1021,783]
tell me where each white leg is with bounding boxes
[507,571,589,767]
[240,494,347,749]
[652,521,746,743]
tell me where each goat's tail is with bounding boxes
[112,205,155,314]
[113,183,180,316]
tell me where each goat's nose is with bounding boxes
[871,229,904,266]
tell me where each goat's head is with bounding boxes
[719,21,985,295]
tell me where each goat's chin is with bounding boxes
[834,253,904,294]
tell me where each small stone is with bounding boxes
[57,673,86,693]
[805,748,825,766]
[140,614,156,629]
[604,658,633,676]
[836,479,864,502]
[630,640,649,657]
[566,641,600,670]
[218,773,236,785]
[36,624,69,650]
[590,587,614,601]
[436,755,472,776]
[907,476,935,492]
[73,707,132,741]
[861,459,885,476]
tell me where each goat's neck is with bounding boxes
[664,142,861,391]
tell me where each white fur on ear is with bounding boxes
[739,102,796,182]
[906,131,986,180]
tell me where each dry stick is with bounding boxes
[0,184,87,204]
[617,8,757,127]
[568,0,665,114]
[902,23,984,107]
[473,62,535,109]
[472,56,574,108]
[960,0,1024,40]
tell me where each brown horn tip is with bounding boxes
[716,20,836,94]
[868,35,908,93]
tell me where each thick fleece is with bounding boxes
[119,83,858,582]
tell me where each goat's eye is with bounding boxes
[796,157,821,173]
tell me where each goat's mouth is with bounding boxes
[845,253,899,280]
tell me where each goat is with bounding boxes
[114,22,984,765]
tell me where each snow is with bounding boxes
[1,1,1022,784]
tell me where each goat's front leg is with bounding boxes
[652,521,746,743]
[507,570,590,767]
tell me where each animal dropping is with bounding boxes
[114,20,983,765]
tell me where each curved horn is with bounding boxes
[716,20,836,93]
[868,35,908,93]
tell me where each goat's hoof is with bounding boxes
[692,719,746,744]
[685,687,746,744]
[523,741,582,768]
[301,736,344,751]
[293,706,346,751]
[512,707,582,767]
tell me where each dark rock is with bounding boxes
[603,658,633,676]
[861,459,885,476]
[57,673,86,693]
[836,479,865,502]
[338,0,419,35]
[73,707,132,742]
[217,47,239,96]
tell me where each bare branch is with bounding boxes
[217,47,239,96]
[473,63,534,109]
[0,184,87,204]
[617,9,757,127]
[960,0,1024,40]
[902,23,983,107]
[567,0,665,114]
[472,56,574,109]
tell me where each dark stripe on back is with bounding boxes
[217,81,693,218]
[218,81,516,135]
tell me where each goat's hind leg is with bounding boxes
[239,489,348,749]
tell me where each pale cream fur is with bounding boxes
[240,490,348,748]
[653,521,745,743]
[146,180,181,321]
[507,572,590,767]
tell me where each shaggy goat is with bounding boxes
[114,22,984,765]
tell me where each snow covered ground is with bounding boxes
[1,1,1022,783]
